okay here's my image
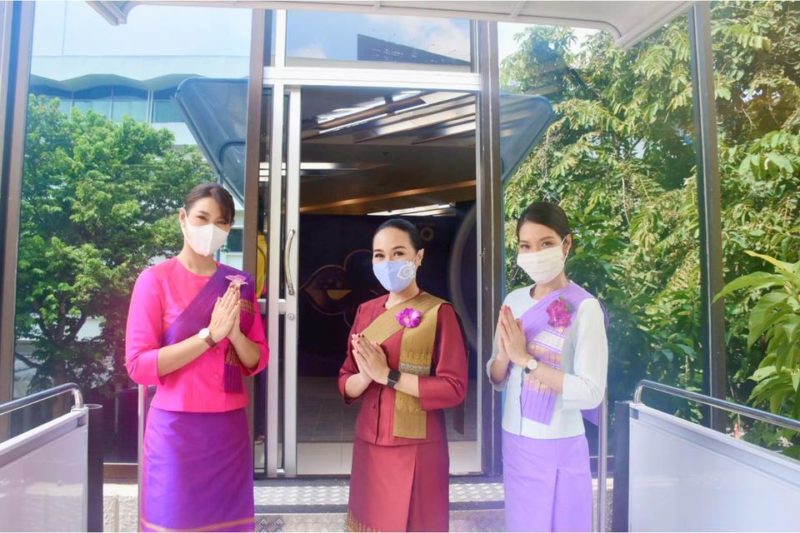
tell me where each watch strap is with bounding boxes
[199,328,216,348]
[387,369,402,388]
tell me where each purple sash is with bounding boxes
[161,263,255,393]
[518,282,604,426]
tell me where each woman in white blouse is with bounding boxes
[487,201,608,532]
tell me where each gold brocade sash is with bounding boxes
[360,292,445,439]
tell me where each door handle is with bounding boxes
[284,228,296,296]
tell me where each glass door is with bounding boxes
[264,84,484,476]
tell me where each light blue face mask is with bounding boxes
[373,260,417,293]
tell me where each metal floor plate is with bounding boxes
[254,477,613,531]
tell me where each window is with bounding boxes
[152,87,183,123]
[73,86,112,117]
[111,86,148,122]
[29,85,72,114]
[225,228,244,253]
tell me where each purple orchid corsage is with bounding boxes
[396,307,423,328]
[546,297,574,328]
[225,274,248,288]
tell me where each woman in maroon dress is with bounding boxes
[339,218,468,532]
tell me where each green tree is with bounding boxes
[15,96,213,394]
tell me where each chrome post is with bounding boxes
[597,393,609,532]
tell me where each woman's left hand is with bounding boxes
[498,305,531,367]
[353,336,390,385]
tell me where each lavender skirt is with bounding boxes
[141,407,255,532]
[502,431,592,532]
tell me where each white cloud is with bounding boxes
[361,14,470,61]
[498,22,599,62]
[498,22,530,63]
[293,43,328,59]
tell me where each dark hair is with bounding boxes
[516,201,571,239]
[374,218,423,251]
[184,182,235,225]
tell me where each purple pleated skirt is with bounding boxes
[140,407,254,532]
[502,430,592,532]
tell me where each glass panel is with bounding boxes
[73,86,112,117]
[286,11,472,71]
[173,79,248,202]
[499,18,701,455]
[152,87,183,123]
[111,86,148,122]
[709,3,800,455]
[16,0,252,465]
[29,84,72,115]
[226,228,244,253]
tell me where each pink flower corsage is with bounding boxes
[225,274,248,288]
[546,297,573,328]
[396,307,423,328]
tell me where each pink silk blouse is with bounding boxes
[125,257,268,412]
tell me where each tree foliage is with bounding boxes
[501,0,800,429]
[16,96,212,394]
[716,252,800,417]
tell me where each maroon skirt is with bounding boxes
[347,437,450,532]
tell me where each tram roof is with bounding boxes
[89,1,692,49]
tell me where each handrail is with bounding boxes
[634,379,800,433]
[0,382,84,417]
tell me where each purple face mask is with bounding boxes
[373,260,417,293]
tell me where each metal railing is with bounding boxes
[0,383,103,531]
[596,394,609,533]
[634,379,800,432]
[0,382,83,417]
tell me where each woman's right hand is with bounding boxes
[208,285,239,342]
[351,334,374,384]
[498,305,532,367]
[495,311,510,363]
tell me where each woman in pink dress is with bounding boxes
[125,182,268,532]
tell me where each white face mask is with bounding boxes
[183,220,229,257]
[517,241,566,284]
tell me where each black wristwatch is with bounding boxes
[386,369,402,389]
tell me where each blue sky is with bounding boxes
[286,10,471,61]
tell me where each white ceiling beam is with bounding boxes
[88,1,693,49]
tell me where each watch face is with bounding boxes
[199,328,210,339]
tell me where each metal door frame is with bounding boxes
[261,10,497,477]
